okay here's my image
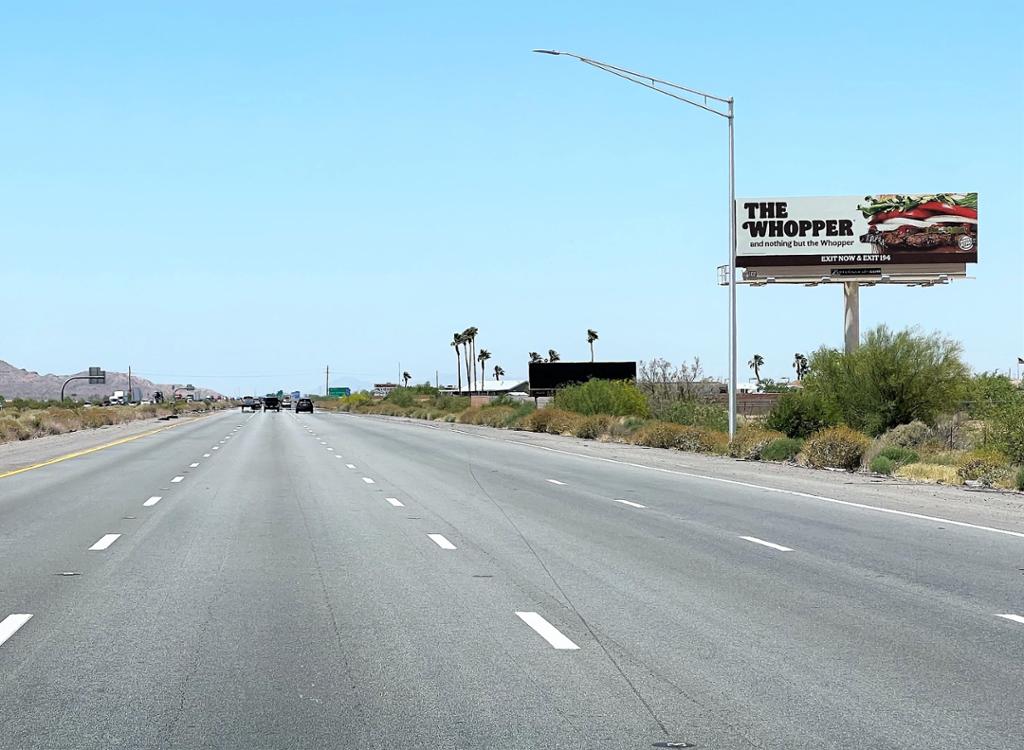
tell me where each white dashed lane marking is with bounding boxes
[996,614,1024,625]
[740,536,793,552]
[203,453,211,458]
[346,464,356,469]
[386,497,404,507]
[546,479,566,486]
[171,476,184,483]
[88,533,121,551]
[362,477,375,484]
[189,463,199,468]
[611,498,646,509]
[0,614,33,648]
[515,611,579,650]
[144,496,162,507]
[427,533,456,550]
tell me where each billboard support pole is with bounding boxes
[843,281,860,354]
[727,98,737,441]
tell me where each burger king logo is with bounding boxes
[958,235,975,251]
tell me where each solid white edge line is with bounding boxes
[427,533,456,550]
[144,496,162,507]
[362,477,375,484]
[740,535,794,552]
[996,614,1024,625]
[0,614,33,647]
[386,497,404,507]
[504,440,1024,541]
[546,479,566,486]
[515,611,579,650]
[171,476,184,483]
[89,533,121,551]
[611,498,646,509]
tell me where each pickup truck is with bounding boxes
[263,396,281,412]
[240,396,258,412]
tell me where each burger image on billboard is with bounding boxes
[859,193,977,253]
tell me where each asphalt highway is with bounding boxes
[1,409,1022,749]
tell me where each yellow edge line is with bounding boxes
[0,417,203,480]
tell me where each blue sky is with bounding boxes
[2,1,1021,396]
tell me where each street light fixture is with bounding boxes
[533,49,738,439]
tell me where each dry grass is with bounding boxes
[893,463,962,485]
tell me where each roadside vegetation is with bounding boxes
[0,399,232,445]
[316,325,1024,492]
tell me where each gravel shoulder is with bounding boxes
[0,411,225,474]
[343,412,1024,534]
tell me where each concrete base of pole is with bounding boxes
[844,281,860,354]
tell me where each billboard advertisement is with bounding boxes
[528,361,637,392]
[736,193,977,268]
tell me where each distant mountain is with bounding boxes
[0,360,223,401]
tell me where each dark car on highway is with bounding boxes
[263,396,281,412]
[295,398,313,413]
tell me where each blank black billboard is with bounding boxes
[528,361,637,391]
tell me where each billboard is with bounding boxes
[529,361,637,392]
[736,193,977,268]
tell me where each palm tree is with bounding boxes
[477,349,491,391]
[493,365,504,381]
[548,349,560,363]
[462,326,478,392]
[793,353,809,381]
[402,371,411,387]
[528,352,543,364]
[748,354,764,385]
[451,333,464,393]
[586,329,599,362]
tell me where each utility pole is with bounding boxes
[435,369,439,389]
[127,365,132,403]
[325,365,329,397]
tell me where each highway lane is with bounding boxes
[0,408,1020,749]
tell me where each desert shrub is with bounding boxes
[384,388,418,407]
[545,410,583,435]
[761,437,804,462]
[956,449,1012,486]
[1016,467,1024,492]
[572,415,611,439]
[522,409,555,432]
[765,390,833,438]
[660,399,729,432]
[605,416,646,441]
[870,455,897,475]
[729,426,786,460]
[877,446,920,465]
[553,379,650,418]
[630,421,689,449]
[675,426,730,454]
[988,393,1024,464]
[894,463,961,484]
[458,406,484,425]
[881,421,933,449]
[0,416,30,441]
[802,426,871,470]
[803,325,969,436]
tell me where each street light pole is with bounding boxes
[533,49,738,439]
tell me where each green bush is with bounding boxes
[802,426,871,470]
[803,325,970,436]
[761,437,804,462]
[989,392,1024,464]
[877,445,919,465]
[1016,467,1024,492]
[660,399,729,431]
[765,390,833,438]
[870,455,897,475]
[729,426,786,460]
[553,379,650,418]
